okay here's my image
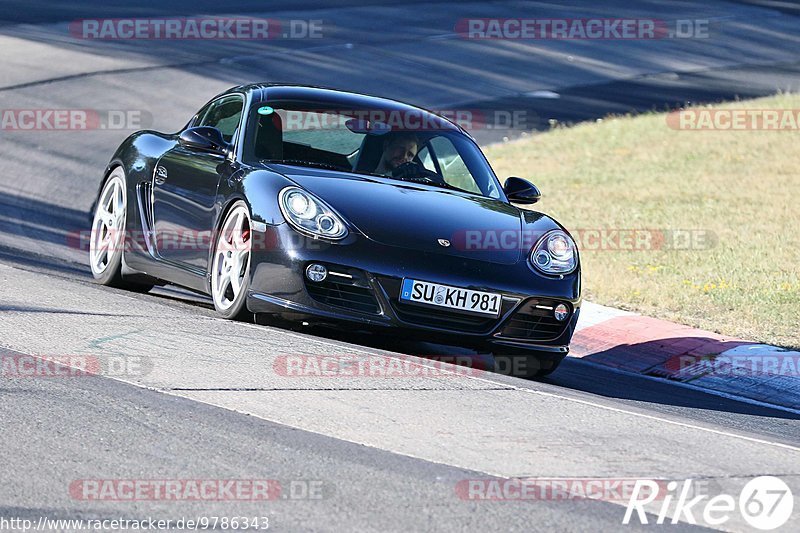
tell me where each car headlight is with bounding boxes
[530,230,577,275]
[278,187,348,240]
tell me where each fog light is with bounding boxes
[554,303,569,321]
[306,263,327,282]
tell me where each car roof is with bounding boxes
[219,83,464,133]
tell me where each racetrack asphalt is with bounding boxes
[1,1,799,531]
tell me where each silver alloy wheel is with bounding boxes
[89,169,126,277]
[211,204,252,312]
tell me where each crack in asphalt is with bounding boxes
[0,306,157,318]
[166,387,514,391]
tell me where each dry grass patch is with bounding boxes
[485,94,800,348]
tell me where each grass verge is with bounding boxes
[485,93,800,349]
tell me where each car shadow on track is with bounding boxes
[0,191,90,251]
[248,318,800,420]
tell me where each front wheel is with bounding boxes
[210,202,253,320]
[89,167,152,292]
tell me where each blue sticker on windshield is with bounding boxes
[257,106,274,115]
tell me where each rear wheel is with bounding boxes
[210,202,253,320]
[89,167,153,292]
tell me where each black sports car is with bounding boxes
[89,84,581,376]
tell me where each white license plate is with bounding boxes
[399,279,501,317]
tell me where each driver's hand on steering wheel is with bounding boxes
[391,161,423,180]
[392,161,440,182]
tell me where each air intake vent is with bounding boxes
[498,299,570,341]
[305,273,380,315]
[137,181,154,232]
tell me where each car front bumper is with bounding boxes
[246,224,581,355]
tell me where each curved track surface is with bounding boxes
[1,2,799,531]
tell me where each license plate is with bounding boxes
[399,279,501,317]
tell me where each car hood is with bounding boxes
[274,167,526,265]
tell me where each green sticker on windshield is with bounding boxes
[257,106,274,115]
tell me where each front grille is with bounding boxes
[305,268,380,315]
[393,303,497,332]
[498,299,570,341]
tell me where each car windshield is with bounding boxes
[241,101,503,199]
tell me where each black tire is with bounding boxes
[89,167,153,292]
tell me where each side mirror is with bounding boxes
[503,177,541,204]
[179,126,229,155]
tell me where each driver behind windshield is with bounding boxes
[373,132,419,176]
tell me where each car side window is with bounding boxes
[197,96,244,144]
[193,102,213,127]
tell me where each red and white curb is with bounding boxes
[574,302,800,410]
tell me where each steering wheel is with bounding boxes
[391,161,444,184]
